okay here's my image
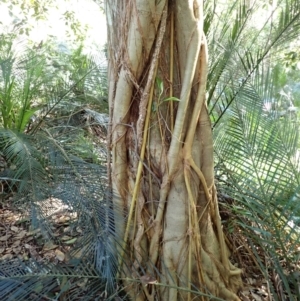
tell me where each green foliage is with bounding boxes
[62,45,108,111]
[152,77,180,112]
[0,36,108,132]
[206,0,300,127]
[208,0,300,298]
[0,40,47,131]
[214,97,300,297]
[0,25,112,299]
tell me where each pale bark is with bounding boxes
[106,1,243,300]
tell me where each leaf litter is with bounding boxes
[0,197,81,265]
[2,194,300,300]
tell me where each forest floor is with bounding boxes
[0,196,82,265]
[2,194,299,300]
[0,115,299,300]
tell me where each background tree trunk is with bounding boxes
[106,1,243,300]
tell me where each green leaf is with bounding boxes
[17,108,37,132]
[65,238,77,244]
[163,96,180,102]
[155,77,163,96]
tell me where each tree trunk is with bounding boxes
[106,1,243,300]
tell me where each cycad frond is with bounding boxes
[207,0,300,126]
[0,127,125,299]
[214,65,300,298]
[0,258,114,301]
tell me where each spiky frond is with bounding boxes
[0,40,116,299]
[0,125,126,299]
[214,64,300,299]
[206,0,300,127]
[0,258,115,301]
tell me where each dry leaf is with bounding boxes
[56,216,70,224]
[43,241,58,251]
[247,278,256,285]
[61,235,72,241]
[29,247,39,258]
[240,297,251,301]
[76,227,82,233]
[1,253,13,260]
[44,251,55,259]
[15,230,26,239]
[140,274,157,286]
[12,247,22,254]
[27,229,41,236]
[240,290,251,301]
[0,234,11,241]
[250,292,263,301]
[77,278,88,287]
[11,226,19,232]
[55,249,65,261]
[63,226,71,233]
[11,240,21,247]
[25,236,34,243]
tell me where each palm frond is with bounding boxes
[207,0,300,127]
[214,65,300,299]
[0,257,114,301]
[0,126,126,299]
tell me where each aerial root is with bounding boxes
[201,248,242,301]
